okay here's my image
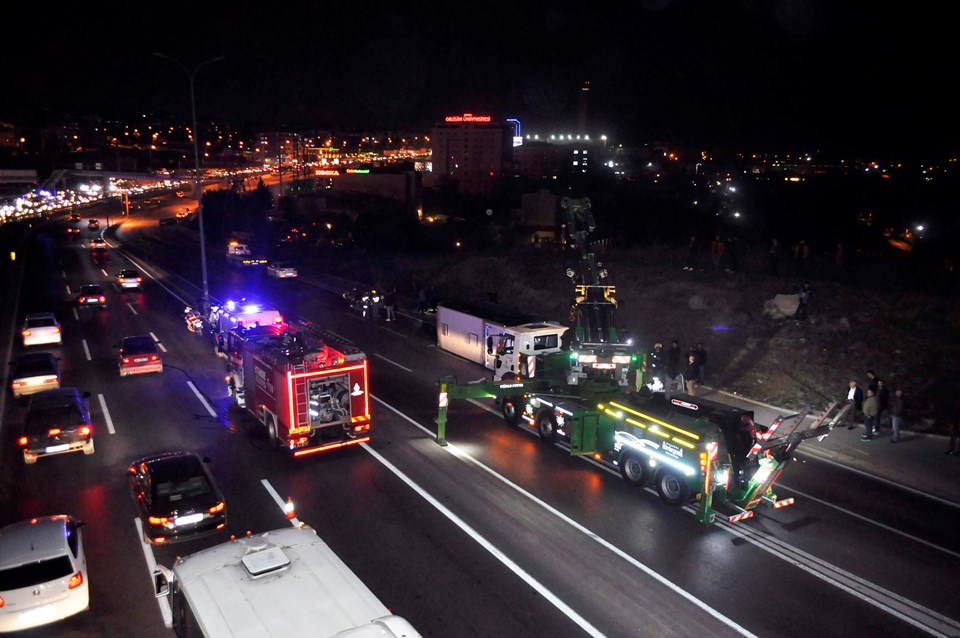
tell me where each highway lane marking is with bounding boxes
[82,339,91,361]
[372,394,756,638]
[150,332,167,352]
[793,449,960,510]
[359,439,614,638]
[187,380,216,417]
[66,284,72,295]
[373,353,412,372]
[72,307,79,320]
[261,479,301,527]
[127,302,139,315]
[421,396,958,636]
[61,270,66,278]
[100,268,109,277]
[97,393,116,434]
[716,517,960,637]
[776,482,960,559]
[134,519,173,628]
[379,326,406,338]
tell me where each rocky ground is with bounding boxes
[309,240,960,432]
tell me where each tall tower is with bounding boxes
[577,80,590,135]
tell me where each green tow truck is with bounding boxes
[436,359,838,525]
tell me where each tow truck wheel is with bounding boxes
[655,469,691,506]
[535,409,558,444]
[502,396,522,427]
[618,451,649,486]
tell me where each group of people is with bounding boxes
[641,339,708,397]
[841,370,906,442]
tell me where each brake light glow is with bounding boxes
[68,571,83,589]
[48,428,62,436]
[17,436,27,446]
[150,355,158,361]
[0,594,4,607]
[53,327,61,333]
[148,516,169,525]
[79,426,91,436]
[98,296,105,302]
[12,382,24,389]
[21,329,30,336]
[209,501,225,514]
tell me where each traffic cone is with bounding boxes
[284,497,296,520]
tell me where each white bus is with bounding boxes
[153,525,421,638]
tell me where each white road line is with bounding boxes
[97,393,116,434]
[777,482,960,559]
[134,519,172,628]
[127,303,138,315]
[373,353,413,372]
[187,381,216,417]
[101,268,109,277]
[82,339,91,361]
[150,332,167,352]
[72,307,79,321]
[66,284,72,295]
[372,395,756,638]
[61,270,66,278]
[379,326,406,338]
[261,479,301,528]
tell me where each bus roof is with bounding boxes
[172,525,420,638]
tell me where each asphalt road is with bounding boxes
[1,195,958,638]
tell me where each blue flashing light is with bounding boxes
[242,303,260,314]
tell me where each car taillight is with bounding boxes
[48,428,62,436]
[68,571,83,589]
[148,516,169,525]
[150,355,159,361]
[122,357,130,364]
[79,297,86,303]
[21,329,30,336]
[53,327,61,333]
[44,378,57,384]
[17,436,27,447]
[136,277,142,282]
[79,426,92,437]
[98,296,105,302]
[12,382,24,389]
[209,501,225,514]
[353,423,371,432]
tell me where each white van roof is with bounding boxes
[173,525,420,638]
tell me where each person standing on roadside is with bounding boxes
[693,343,707,386]
[684,354,701,396]
[948,402,960,455]
[866,369,880,395]
[861,388,879,440]
[662,339,683,397]
[844,380,864,430]
[876,378,890,430]
[889,388,905,443]
[384,289,397,322]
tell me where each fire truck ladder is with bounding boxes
[290,361,309,428]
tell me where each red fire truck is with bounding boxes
[224,321,371,456]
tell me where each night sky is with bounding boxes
[4,2,956,158]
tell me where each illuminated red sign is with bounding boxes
[444,113,492,123]
[315,169,340,176]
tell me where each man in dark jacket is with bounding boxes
[844,380,864,430]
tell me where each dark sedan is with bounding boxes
[128,451,226,545]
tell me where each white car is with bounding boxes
[21,313,62,347]
[267,261,298,279]
[0,515,89,632]
[9,352,61,399]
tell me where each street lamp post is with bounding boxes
[154,51,225,315]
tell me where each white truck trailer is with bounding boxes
[436,301,567,380]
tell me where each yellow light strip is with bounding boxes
[608,401,699,440]
[625,417,646,429]
[671,437,696,449]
